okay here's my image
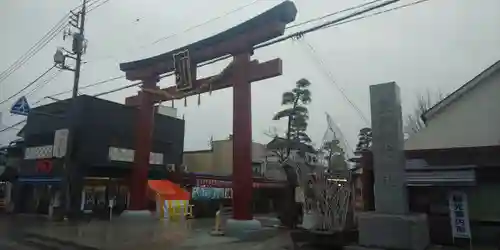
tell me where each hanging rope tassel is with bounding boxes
[209,83,213,95]
[184,97,187,107]
[197,93,201,106]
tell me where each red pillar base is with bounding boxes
[224,218,262,237]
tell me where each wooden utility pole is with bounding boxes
[58,0,87,218]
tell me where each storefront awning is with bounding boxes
[17,177,62,184]
[148,180,189,200]
[406,169,476,186]
[405,159,477,186]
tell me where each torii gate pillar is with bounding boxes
[231,53,253,220]
[129,77,157,211]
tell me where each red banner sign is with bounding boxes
[35,160,53,174]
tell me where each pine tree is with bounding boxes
[354,127,372,155]
[272,78,312,156]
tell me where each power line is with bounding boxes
[324,112,354,156]
[48,75,126,98]
[45,0,264,98]
[57,0,430,99]
[258,0,401,49]
[87,0,112,13]
[0,120,26,133]
[72,0,100,12]
[163,0,402,75]
[84,0,264,64]
[0,0,99,113]
[25,69,63,99]
[326,0,433,29]
[0,17,68,86]
[151,0,263,46]
[94,82,142,97]
[298,38,369,125]
[0,72,65,131]
[202,0,431,70]
[66,0,365,97]
[285,0,384,30]
[86,0,402,98]
[6,0,431,108]
[28,0,113,101]
[62,0,262,96]
[0,65,56,106]
[0,0,98,95]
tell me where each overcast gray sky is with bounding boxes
[1,0,499,151]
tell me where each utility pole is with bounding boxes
[54,0,87,219]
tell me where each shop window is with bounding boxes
[252,163,263,177]
[83,186,106,212]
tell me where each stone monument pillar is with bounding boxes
[355,82,429,250]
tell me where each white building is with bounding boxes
[401,59,500,245]
[405,59,500,150]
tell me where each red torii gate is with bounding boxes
[120,1,297,220]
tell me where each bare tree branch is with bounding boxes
[404,89,445,137]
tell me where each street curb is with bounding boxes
[22,232,100,250]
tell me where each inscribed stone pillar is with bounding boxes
[369,81,408,214]
[351,82,429,250]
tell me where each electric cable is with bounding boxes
[49,0,434,99]
[0,18,68,85]
[84,0,264,64]
[43,0,265,98]
[150,0,264,46]
[87,0,112,13]
[0,120,26,133]
[25,69,63,99]
[322,0,433,30]
[285,0,384,30]
[48,75,126,98]
[0,65,56,106]
[0,0,99,96]
[298,38,369,125]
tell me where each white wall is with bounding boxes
[405,69,500,150]
[206,139,269,176]
[156,106,178,118]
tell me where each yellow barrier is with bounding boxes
[158,199,194,220]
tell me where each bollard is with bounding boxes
[169,206,176,221]
[157,195,165,219]
[210,209,224,236]
[186,205,194,219]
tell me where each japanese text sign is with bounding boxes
[448,191,471,239]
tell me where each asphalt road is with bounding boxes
[0,214,286,250]
[0,215,96,249]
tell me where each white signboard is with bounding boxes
[448,191,472,239]
[107,147,164,165]
[24,145,53,160]
[53,129,69,158]
[157,105,177,118]
[295,187,305,203]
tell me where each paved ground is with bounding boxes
[1,214,495,250]
[0,213,289,250]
